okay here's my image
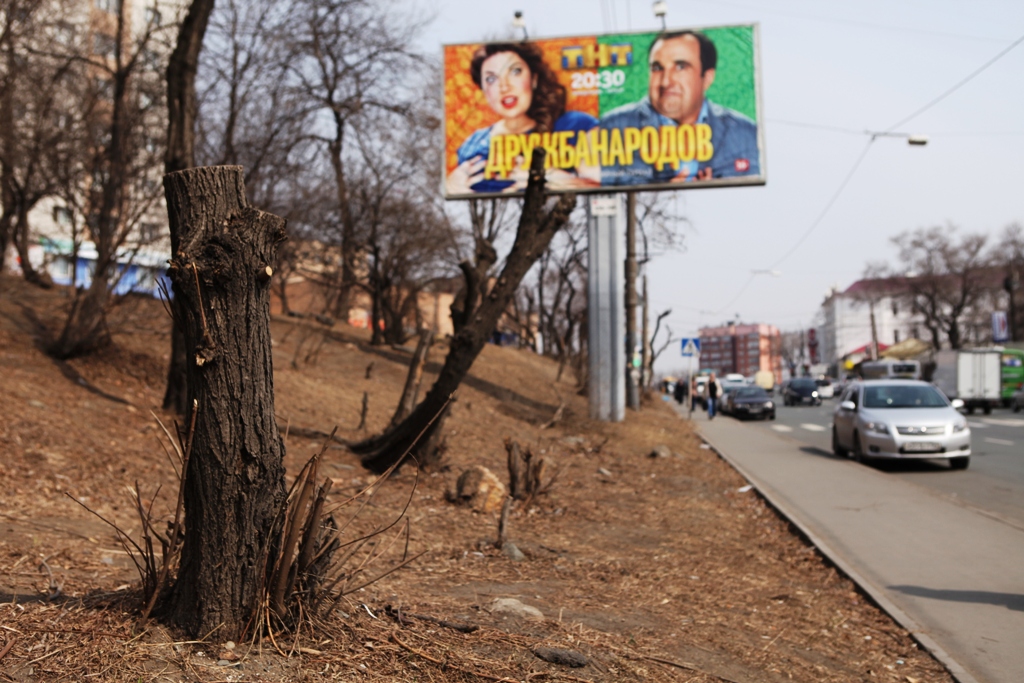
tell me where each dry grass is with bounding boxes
[0,275,952,682]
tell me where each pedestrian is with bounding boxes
[673,377,686,404]
[707,372,720,419]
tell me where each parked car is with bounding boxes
[726,386,776,420]
[783,378,821,406]
[832,380,970,469]
[815,377,835,399]
[718,377,749,415]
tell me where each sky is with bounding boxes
[418,0,1024,373]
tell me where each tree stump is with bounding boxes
[162,165,288,639]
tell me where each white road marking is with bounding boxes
[967,421,989,429]
[980,418,1024,428]
[983,437,1015,446]
[771,425,793,432]
[801,423,826,432]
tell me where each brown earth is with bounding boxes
[0,274,953,683]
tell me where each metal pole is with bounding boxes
[587,195,626,422]
[625,192,639,409]
[641,273,650,392]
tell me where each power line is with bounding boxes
[710,31,1024,311]
[770,119,1024,138]
[768,138,875,270]
[695,0,1013,43]
[886,31,1024,131]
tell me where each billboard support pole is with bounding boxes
[625,192,639,410]
[587,195,625,422]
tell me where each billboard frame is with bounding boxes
[441,22,766,200]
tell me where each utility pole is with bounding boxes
[869,301,879,360]
[641,273,650,391]
[625,192,639,409]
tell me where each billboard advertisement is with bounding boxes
[443,24,765,199]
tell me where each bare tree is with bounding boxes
[161,0,215,416]
[284,0,425,321]
[50,2,173,358]
[994,223,1024,342]
[350,109,455,345]
[352,152,577,473]
[890,226,989,350]
[646,308,673,390]
[0,0,82,284]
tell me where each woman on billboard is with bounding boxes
[445,42,598,195]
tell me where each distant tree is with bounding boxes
[0,0,80,284]
[993,223,1024,342]
[889,226,989,350]
[350,105,456,345]
[284,0,425,322]
[50,2,172,358]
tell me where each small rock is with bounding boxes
[533,646,588,668]
[217,660,233,667]
[597,467,612,477]
[449,466,507,513]
[502,542,526,562]
[489,598,544,621]
[649,445,673,458]
[218,650,238,661]
[29,400,46,409]
[562,436,585,446]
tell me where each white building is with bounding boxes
[819,280,923,366]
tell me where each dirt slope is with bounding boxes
[0,275,952,683]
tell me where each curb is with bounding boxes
[697,427,982,683]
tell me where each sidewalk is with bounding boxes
[681,406,1024,683]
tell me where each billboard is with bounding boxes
[443,24,765,199]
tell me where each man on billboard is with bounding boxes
[599,30,759,186]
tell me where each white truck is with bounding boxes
[932,349,1002,414]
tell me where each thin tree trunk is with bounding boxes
[13,204,50,288]
[352,151,576,473]
[163,0,215,415]
[390,327,433,427]
[163,165,288,640]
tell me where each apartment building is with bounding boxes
[699,323,783,381]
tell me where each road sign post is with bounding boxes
[680,338,701,419]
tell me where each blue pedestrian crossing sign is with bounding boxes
[680,337,701,357]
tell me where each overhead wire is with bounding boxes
[885,31,1024,131]
[707,29,1024,315]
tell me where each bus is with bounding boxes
[1002,348,1024,405]
[859,359,922,380]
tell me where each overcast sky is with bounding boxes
[419,0,1024,372]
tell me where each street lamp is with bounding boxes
[653,1,668,30]
[867,130,929,146]
[512,11,527,40]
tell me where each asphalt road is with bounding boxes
[691,402,1024,683]
[725,396,1024,531]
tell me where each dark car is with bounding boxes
[783,377,821,406]
[727,386,776,420]
[718,380,747,415]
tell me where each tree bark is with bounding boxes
[162,165,288,640]
[352,151,576,473]
[163,0,215,415]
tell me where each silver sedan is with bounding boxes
[832,380,971,470]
